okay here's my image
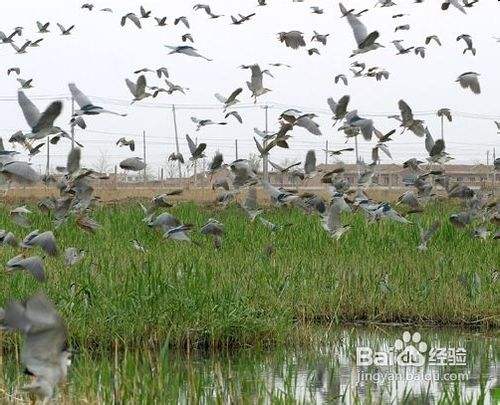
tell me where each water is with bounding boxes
[2,325,498,403]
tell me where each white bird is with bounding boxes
[69,83,127,117]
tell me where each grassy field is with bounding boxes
[0,201,498,353]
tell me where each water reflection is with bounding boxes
[2,325,498,403]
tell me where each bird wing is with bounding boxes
[214,93,227,103]
[226,88,243,104]
[68,83,93,108]
[18,91,41,129]
[136,75,147,95]
[336,95,350,117]
[244,186,258,211]
[398,99,414,124]
[304,150,316,174]
[125,78,137,97]
[327,97,337,114]
[33,101,62,132]
[128,13,142,28]
[339,2,367,46]
[185,134,197,155]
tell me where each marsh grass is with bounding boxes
[0,201,498,353]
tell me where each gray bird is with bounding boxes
[418,221,440,251]
[437,108,452,122]
[121,13,142,28]
[119,157,146,171]
[17,91,64,141]
[327,95,350,125]
[1,293,70,400]
[425,35,441,46]
[116,137,135,151]
[11,40,32,54]
[186,134,206,160]
[398,100,425,136]
[225,111,243,123]
[441,0,467,14]
[340,110,374,140]
[214,88,242,111]
[10,205,32,227]
[125,75,151,102]
[456,72,480,94]
[242,64,271,103]
[243,187,262,221]
[0,161,40,184]
[193,4,223,18]
[69,83,127,116]
[57,23,75,35]
[139,5,151,18]
[322,199,351,240]
[277,31,306,49]
[424,127,446,162]
[164,224,193,242]
[392,40,414,55]
[200,218,224,249]
[339,2,383,56]
[0,230,19,247]
[21,230,58,256]
[457,34,476,55]
[165,45,212,61]
[5,254,45,282]
[334,74,348,85]
[36,21,50,33]
[304,150,317,178]
[168,152,185,164]
[311,31,329,45]
[174,16,189,28]
[64,247,85,266]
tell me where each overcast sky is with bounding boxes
[0,0,499,175]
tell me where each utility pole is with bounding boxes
[493,148,497,196]
[70,96,75,149]
[262,105,269,181]
[325,140,329,165]
[171,105,182,181]
[142,130,146,184]
[235,139,238,160]
[440,114,444,142]
[193,137,198,188]
[487,150,490,166]
[354,135,360,175]
[45,137,50,176]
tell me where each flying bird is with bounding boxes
[69,83,126,117]
[277,31,306,49]
[57,23,75,35]
[456,72,480,94]
[125,75,152,102]
[165,45,212,61]
[339,2,383,56]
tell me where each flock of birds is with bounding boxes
[0,0,498,402]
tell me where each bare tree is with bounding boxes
[92,149,112,174]
[164,158,178,179]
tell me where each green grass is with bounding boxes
[0,201,498,352]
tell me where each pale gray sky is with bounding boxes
[0,0,499,174]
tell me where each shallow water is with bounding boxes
[2,325,498,403]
